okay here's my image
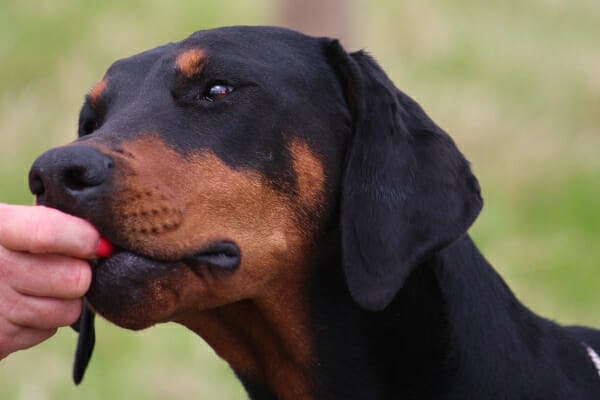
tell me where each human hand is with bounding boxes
[0,204,99,359]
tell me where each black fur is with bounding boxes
[328,41,483,311]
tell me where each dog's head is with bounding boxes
[29,26,482,332]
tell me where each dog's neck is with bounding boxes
[172,233,597,399]
[321,235,600,399]
[305,235,452,398]
[173,274,316,400]
[171,234,532,399]
[172,233,457,399]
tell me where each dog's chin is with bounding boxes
[86,251,193,330]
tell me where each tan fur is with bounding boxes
[88,134,325,399]
[89,78,107,107]
[175,48,206,77]
[289,137,326,211]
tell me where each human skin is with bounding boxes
[0,204,99,359]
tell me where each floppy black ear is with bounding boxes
[325,40,483,311]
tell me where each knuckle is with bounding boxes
[62,300,83,325]
[46,299,82,327]
[29,220,55,253]
[2,292,28,326]
[26,222,39,248]
[0,247,15,280]
[64,261,92,297]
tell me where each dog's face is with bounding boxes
[29,27,350,329]
[30,26,482,337]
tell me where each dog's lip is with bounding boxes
[92,248,173,271]
[183,241,241,271]
[93,238,241,272]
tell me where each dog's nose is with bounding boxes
[29,145,114,207]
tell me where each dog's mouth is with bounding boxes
[72,237,241,385]
[95,237,241,272]
[85,235,241,330]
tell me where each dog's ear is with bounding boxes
[325,40,483,311]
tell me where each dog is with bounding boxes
[28,26,600,399]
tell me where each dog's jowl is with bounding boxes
[29,26,600,399]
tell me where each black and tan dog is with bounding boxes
[29,26,600,399]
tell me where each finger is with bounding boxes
[0,290,83,330]
[17,298,83,329]
[0,204,100,258]
[0,249,92,299]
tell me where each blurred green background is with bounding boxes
[1,0,598,398]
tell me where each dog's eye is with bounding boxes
[204,84,233,102]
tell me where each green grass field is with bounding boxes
[1,1,599,398]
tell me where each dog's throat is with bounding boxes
[173,295,315,400]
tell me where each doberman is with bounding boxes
[29,26,600,399]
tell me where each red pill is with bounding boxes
[96,237,114,258]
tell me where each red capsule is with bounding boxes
[96,237,114,258]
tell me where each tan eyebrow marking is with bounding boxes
[89,78,108,108]
[176,48,206,77]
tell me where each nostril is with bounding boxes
[28,146,114,206]
[29,170,46,196]
[63,156,113,192]
[29,171,44,195]
[64,166,93,191]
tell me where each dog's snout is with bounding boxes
[29,145,113,207]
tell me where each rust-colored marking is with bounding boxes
[175,48,206,77]
[91,134,327,268]
[96,135,303,266]
[86,134,326,399]
[175,292,315,399]
[89,78,107,107]
[288,138,325,212]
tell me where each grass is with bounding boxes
[1,1,599,398]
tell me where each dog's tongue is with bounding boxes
[71,237,113,385]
